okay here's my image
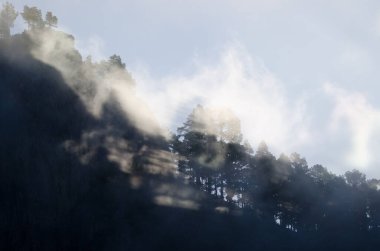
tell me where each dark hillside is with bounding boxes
[1,5,380,250]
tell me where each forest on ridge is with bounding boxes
[1,3,380,250]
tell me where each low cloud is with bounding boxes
[133,45,380,176]
[29,29,164,136]
[324,83,380,170]
[75,35,106,62]
[133,45,312,154]
[27,27,380,177]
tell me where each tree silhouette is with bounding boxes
[45,11,58,28]
[4,4,380,250]
[0,2,18,39]
[21,6,44,30]
[345,169,366,188]
[109,54,126,68]
[173,105,380,244]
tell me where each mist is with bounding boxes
[132,45,380,178]
[16,1,380,177]
[2,3,380,251]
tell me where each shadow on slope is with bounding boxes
[0,34,362,251]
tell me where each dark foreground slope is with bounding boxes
[1,34,380,251]
[0,35,281,251]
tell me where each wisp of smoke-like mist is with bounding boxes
[134,45,312,153]
[29,29,165,137]
[28,28,380,177]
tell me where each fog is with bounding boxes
[2,3,380,250]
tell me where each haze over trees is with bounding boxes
[45,11,58,28]
[1,3,380,250]
[0,2,17,39]
[173,105,380,235]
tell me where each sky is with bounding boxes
[8,0,380,178]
